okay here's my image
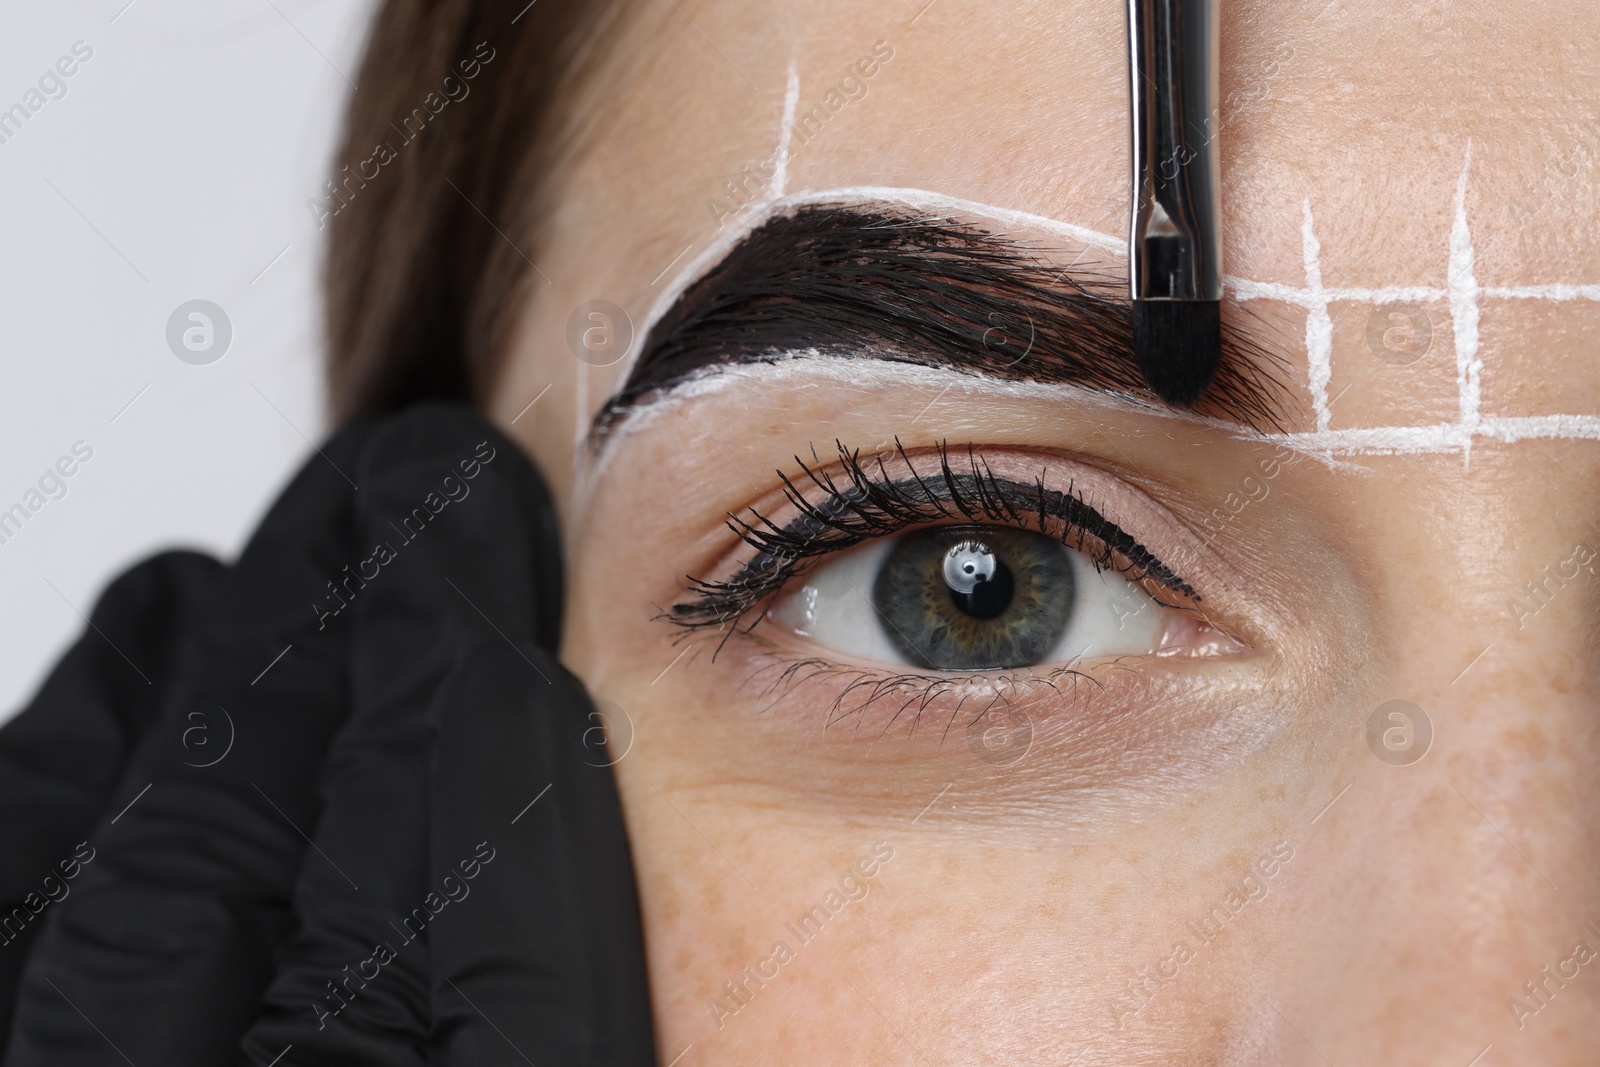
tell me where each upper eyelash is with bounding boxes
[668,440,1198,640]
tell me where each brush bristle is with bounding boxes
[1131,300,1222,406]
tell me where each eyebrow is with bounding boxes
[597,204,1289,433]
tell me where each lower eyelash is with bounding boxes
[728,642,1188,744]
[668,440,1197,642]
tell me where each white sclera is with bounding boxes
[767,535,1168,668]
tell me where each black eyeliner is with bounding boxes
[669,440,1197,635]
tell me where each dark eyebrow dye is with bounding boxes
[596,204,1288,436]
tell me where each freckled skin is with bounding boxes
[490,0,1600,1062]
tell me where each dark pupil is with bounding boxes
[948,552,1013,620]
[871,525,1076,671]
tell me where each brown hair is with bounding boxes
[323,0,618,423]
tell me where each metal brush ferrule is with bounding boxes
[1128,0,1221,303]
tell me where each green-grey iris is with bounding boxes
[871,525,1077,670]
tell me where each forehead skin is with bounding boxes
[489,1,1600,1063]
[495,0,1600,462]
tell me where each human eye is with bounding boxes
[770,524,1205,671]
[670,440,1244,686]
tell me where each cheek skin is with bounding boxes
[579,664,1177,1061]
[569,606,1323,1064]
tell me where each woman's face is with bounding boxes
[493,1,1600,1062]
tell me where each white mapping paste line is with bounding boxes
[1479,415,1600,443]
[1229,281,1450,306]
[1227,142,1600,458]
[579,351,1600,493]
[771,59,798,200]
[788,186,1129,253]
[625,180,1600,398]
[1301,199,1334,433]
[1484,284,1600,301]
[613,184,1134,426]
[1231,281,1600,306]
[1449,141,1482,464]
[588,156,1600,476]
[1280,415,1600,454]
[574,64,801,464]
[588,351,1226,447]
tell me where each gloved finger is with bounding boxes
[3,423,373,1067]
[239,404,564,1065]
[429,644,656,1067]
[0,550,222,1051]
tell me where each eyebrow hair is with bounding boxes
[598,204,1290,433]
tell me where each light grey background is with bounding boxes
[0,0,375,721]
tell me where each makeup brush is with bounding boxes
[1127,0,1222,405]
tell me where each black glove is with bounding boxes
[0,404,655,1066]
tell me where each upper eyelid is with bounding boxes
[669,441,1199,635]
[745,469,1194,598]
[807,441,1192,592]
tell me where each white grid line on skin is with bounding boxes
[1301,199,1334,433]
[772,58,799,200]
[1231,279,1421,305]
[1449,141,1483,465]
[1229,280,1600,306]
[1269,141,1600,457]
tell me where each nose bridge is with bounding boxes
[1384,465,1600,928]
[1371,448,1600,771]
[1276,455,1600,1057]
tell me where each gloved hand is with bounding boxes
[0,404,655,1066]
